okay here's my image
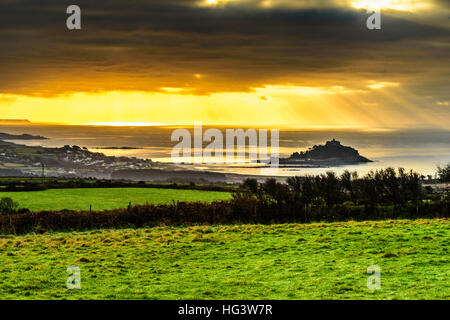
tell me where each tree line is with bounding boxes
[242,167,426,208]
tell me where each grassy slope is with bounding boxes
[0,219,448,299]
[0,188,232,211]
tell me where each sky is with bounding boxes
[0,0,448,129]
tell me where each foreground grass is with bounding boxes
[0,219,448,299]
[0,188,232,211]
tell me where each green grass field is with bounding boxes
[0,188,232,211]
[0,219,448,299]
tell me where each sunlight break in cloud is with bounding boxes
[350,0,433,11]
[367,81,400,89]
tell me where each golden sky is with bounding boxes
[0,0,448,129]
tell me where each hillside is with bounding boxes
[0,140,152,178]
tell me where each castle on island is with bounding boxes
[282,139,372,164]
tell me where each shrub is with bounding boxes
[437,164,450,183]
[0,197,19,215]
[242,178,258,194]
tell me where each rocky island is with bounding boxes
[278,139,372,166]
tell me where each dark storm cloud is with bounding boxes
[0,0,448,97]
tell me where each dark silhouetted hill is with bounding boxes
[283,139,372,164]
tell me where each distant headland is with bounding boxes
[0,132,47,140]
[0,119,31,125]
[278,139,372,166]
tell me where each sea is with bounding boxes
[1,124,449,177]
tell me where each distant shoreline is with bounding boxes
[0,132,47,140]
[0,119,31,125]
[93,147,143,150]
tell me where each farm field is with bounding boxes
[0,219,448,299]
[0,188,232,211]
